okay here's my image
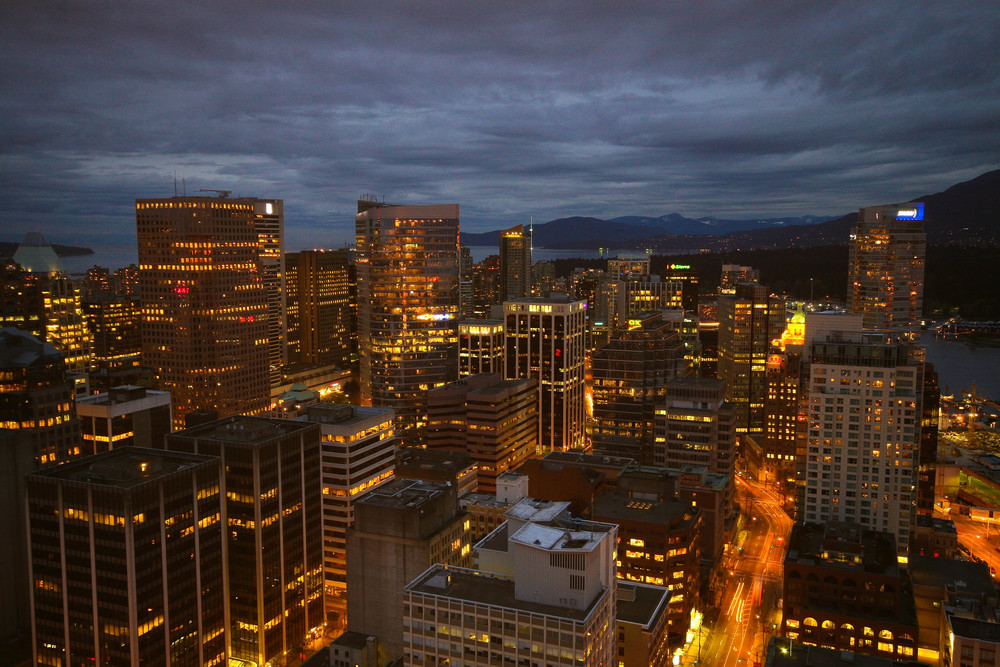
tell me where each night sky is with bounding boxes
[2,2,998,253]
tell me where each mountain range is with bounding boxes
[462,168,1000,252]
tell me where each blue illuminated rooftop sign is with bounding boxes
[895,203,924,220]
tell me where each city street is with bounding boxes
[951,511,1000,578]
[696,477,792,667]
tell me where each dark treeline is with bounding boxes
[551,245,1000,319]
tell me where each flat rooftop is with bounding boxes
[785,521,899,576]
[592,492,697,528]
[30,447,216,489]
[359,478,450,509]
[506,498,570,524]
[542,451,635,468]
[909,555,992,593]
[171,415,315,444]
[950,615,1000,642]
[616,582,671,627]
[300,403,392,429]
[766,638,930,667]
[407,565,605,622]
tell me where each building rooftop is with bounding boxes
[510,522,607,553]
[77,385,169,407]
[766,638,930,667]
[909,555,993,595]
[29,446,216,489]
[459,491,512,510]
[407,565,606,622]
[591,492,698,528]
[171,415,315,444]
[914,515,958,535]
[542,451,635,469]
[950,614,1000,642]
[396,447,474,474]
[300,403,392,429]
[785,522,899,576]
[330,630,375,650]
[358,478,450,509]
[506,498,570,524]
[0,327,60,367]
[616,582,671,627]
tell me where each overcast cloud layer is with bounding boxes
[1,1,998,253]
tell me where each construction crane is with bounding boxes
[197,189,232,198]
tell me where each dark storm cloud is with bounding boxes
[1,1,998,255]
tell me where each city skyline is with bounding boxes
[1,3,998,253]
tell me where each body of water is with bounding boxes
[920,332,1000,400]
[61,243,139,276]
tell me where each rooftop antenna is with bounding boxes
[173,172,177,197]
[182,177,186,196]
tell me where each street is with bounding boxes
[951,511,1000,578]
[695,477,792,667]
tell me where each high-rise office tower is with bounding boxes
[531,260,556,296]
[405,499,618,667]
[2,236,93,373]
[654,377,736,476]
[614,275,683,328]
[592,311,686,463]
[459,244,474,317]
[252,198,286,386]
[504,296,588,452]
[356,201,461,446]
[136,195,270,428]
[164,416,324,665]
[82,294,142,362]
[26,447,226,666]
[427,373,538,492]
[0,329,83,638]
[763,307,806,486]
[800,336,922,556]
[0,328,82,466]
[719,264,759,294]
[661,263,700,312]
[607,254,651,280]
[285,249,353,367]
[457,318,505,376]
[848,202,926,332]
[499,224,532,302]
[471,253,501,315]
[346,479,472,661]
[717,281,785,432]
[297,404,396,622]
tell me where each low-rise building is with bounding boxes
[782,522,918,660]
[76,385,172,450]
[403,498,617,667]
[617,582,673,667]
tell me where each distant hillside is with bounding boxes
[463,169,1000,252]
[461,212,837,248]
[0,241,94,258]
[641,168,1000,251]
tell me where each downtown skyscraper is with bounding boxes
[847,202,926,333]
[136,195,275,428]
[355,199,460,446]
[499,223,532,302]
